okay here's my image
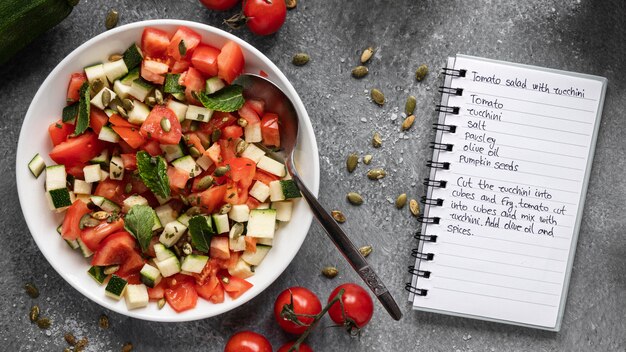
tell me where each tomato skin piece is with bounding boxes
[141,28,171,58]
[277,342,313,352]
[141,139,162,157]
[89,108,109,135]
[260,113,280,147]
[252,169,280,185]
[238,100,261,125]
[225,157,256,189]
[120,154,137,170]
[141,59,169,85]
[80,218,125,251]
[222,125,243,140]
[171,59,191,74]
[327,283,374,328]
[165,282,198,312]
[61,200,91,240]
[183,66,206,104]
[243,0,287,36]
[246,99,265,116]
[199,184,227,212]
[48,120,75,146]
[209,281,225,303]
[191,44,221,76]
[195,274,220,300]
[109,114,135,128]
[49,132,105,166]
[167,166,191,191]
[219,139,237,162]
[199,0,240,11]
[67,72,87,104]
[168,27,202,61]
[111,126,146,149]
[94,179,126,205]
[224,331,272,352]
[217,41,244,84]
[273,287,322,335]
[220,274,253,299]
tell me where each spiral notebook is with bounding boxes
[407,55,607,331]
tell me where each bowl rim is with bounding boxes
[15,19,319,322]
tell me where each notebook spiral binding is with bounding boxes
[406,65,464,297]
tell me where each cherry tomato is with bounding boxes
[200,0,240,11]
[273,287,322,335]
[224,331,272,352]
[327,283,374,329]
[243,0,287,36]
[277,342,313,352]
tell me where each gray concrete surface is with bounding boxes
[1,0,624,351]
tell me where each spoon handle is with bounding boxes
[290,173,403,321]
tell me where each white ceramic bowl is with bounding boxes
[15,19,319,322]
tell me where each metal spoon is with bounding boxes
[234,74,403,321]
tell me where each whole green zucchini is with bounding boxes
[0,0,79,65]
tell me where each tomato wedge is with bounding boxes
[225,157,256,189]
[141,28,170,58]
[222,125,243,140]
[252,169,280,185]
[94,179,125,205]
[167,166,190,190]
[80,218,125,251]
[141,59,169,85]
[219,274,253,300]
[109,114,135,128]
[261,113,280,147]
[91,231,144,277]
[191,44,220,76]
[121,154,137,170]
[168,27,202,61]
[238,101,261,125]
[147,281,166,300]
[141,139,162,156]
[183,67,205,104]
[111,126,146,149]
[217,41,244,84]
[200,184,227,213]
[61,200,91,240]
[48,120,75,146]
[165,281,198,312]
[49,132,104,166]
[67,72,87,104]
[140,105,182,145]
[210,236,230,260]
[209,282,225,304]
[195,274,220,301]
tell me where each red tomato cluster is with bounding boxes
[199,0,288,36]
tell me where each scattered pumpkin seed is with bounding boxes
[219,203,232,215]
[236,140,248,155]
[405,95,416,116]
[409,199,420,216]
[122,342,134,352]
[101,89,112,107]
[371,88,385,106]
[103,265,119,275]
[331,210,346,223]
[237,118,248,127]
[230,223,244,239]
[351,66,369,79]
[157,298,166,310]
[322,266,339,278]
[292,53,310,66]
[396,194,407,208]
[359,245,373,257]
[402,115,416,131]
[75,337,88,351]
[214,165,230,177]
[36,317,51,329]
[346,153,358,173]
[64,348,71,352]
[25,283,39,298]
[347,192,364,205]
[367,168,387,180]
[285,0,297,9]
[79,214,100,229]
[124,183,132,193]
[99,314,110,329]
[179,39,187,57]
[105,9,119,30]
[108,53,123,62]
[363,154,373,165]
[160,117,171,132]
[360,46,375,64]
[188,146,202,159]
[372,132,382,148]
[91,211,109,220]
[122,98,134,111]
[92,79,104,94]
[145,96,157,107]
[116,105,128,119]
[415,64,429,81]
[29,305,40,322]
[64,332,77,346]
[196,175,214,191]
[182,242,193,255]
[211,129,221,143]
[155,89,164,105]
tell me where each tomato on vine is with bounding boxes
[277,342,313,352]
[199,0,240,11]
[226,0,287,36]
[274,287,322,334]
[327,283,374,330]
[224,331,272,352]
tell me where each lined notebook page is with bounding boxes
[412,55,607,329]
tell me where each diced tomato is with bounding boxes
[245,196,261,210]
[141,28,171,58]
[247,99,265,116]
[238,101,261,125]
[200,184,227,213]
[61,201,91,240]
[94,179,125,205]
[121,154,137,170]
[210,236,230,260]
[91,231,144,277]
[168,27,202,61]
[121,273,142,285]
[217,41,244,84]
[223,179,249,205]
[219,139,236,162]
[80,218,125,251]
[183,67,205,104]
[111,126,146,149]
[139,105,182,145]
[253,169,280,185]
[165,273,195,288]
[205,142,222,164]
[109,114,135,128]
[141,59,169,85]
[227,251,240,271]
[225,157,256,189]
[66,163,87,178]
[170,59,190,74]
[168,166,191,190]
[209,282,225,303]
[219,273,253,299]
[141,140,162,156]
[195,274,219,300]
[261,113,280,147]
[90,109,109,135]
[193,258,219,285]
[147,281,166,300]
[191,44,220,76]
[186,133,206,154]
[200,111,237,134]
[244,237,257,253]
[165,282,198,312]
[67,72,87,104]
[222,125,243,140]
[49,132,104,166]
[146,236,161,258]
[48,120,75,146]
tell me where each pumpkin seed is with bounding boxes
[187,147,201,159]
[331,210,346,223]
[351,66,369,79]
[346,153,358,173]
[372,132,382,148]
[219,203,232,215]
[155,89,164,105]
[322,266,339,278]
[237,118,248,127]
[64,348,71,352]
[360,46,375,64]
[222,276,230,284]
[79,214,100,229]
[415,64,429,81]
[367,168,386,180]
[105,10,119,30]
[99,314,110,329]
[104,265,119,275]
[347,192,363,205]
[402,115,416,130]
[292,53,310,66]
[396,193,407,209]
[230,223,244,238]
[196,175,214,191]
[24,283,39,298]
[122,342,134,352]
[211,129,221,143]
[182,242,193,255]
[91,211,109,220]
[101,89,112,107]
[405,95,416,116]
[36,317,51,329]
[214,165,230,177]
[409,199,420,216]
[236,140,248,155]
[108,53,123,62]
[64,332,77,346]
[160,117,171,132]
[122,98,134,111]
[371,88,385,106]
[363,154,372,165]
[124,183,132,193]
[146,96,156,107]
[179,39,187,57]
[359,245,373,257]
[92,79,104,94]
[29,305,40,322]
[116,105,128,118]
[75,338,88,350]
[285,0,297,9]
[157,298,166,310]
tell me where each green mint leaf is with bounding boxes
[164,73,184,94]
[62,103,79,123]
[188,215,215,253]
[197,84,245,112]
[124,205,155,253]
[136,151,171,199]
[73,82,91,136]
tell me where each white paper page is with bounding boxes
[412,55,606,329]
